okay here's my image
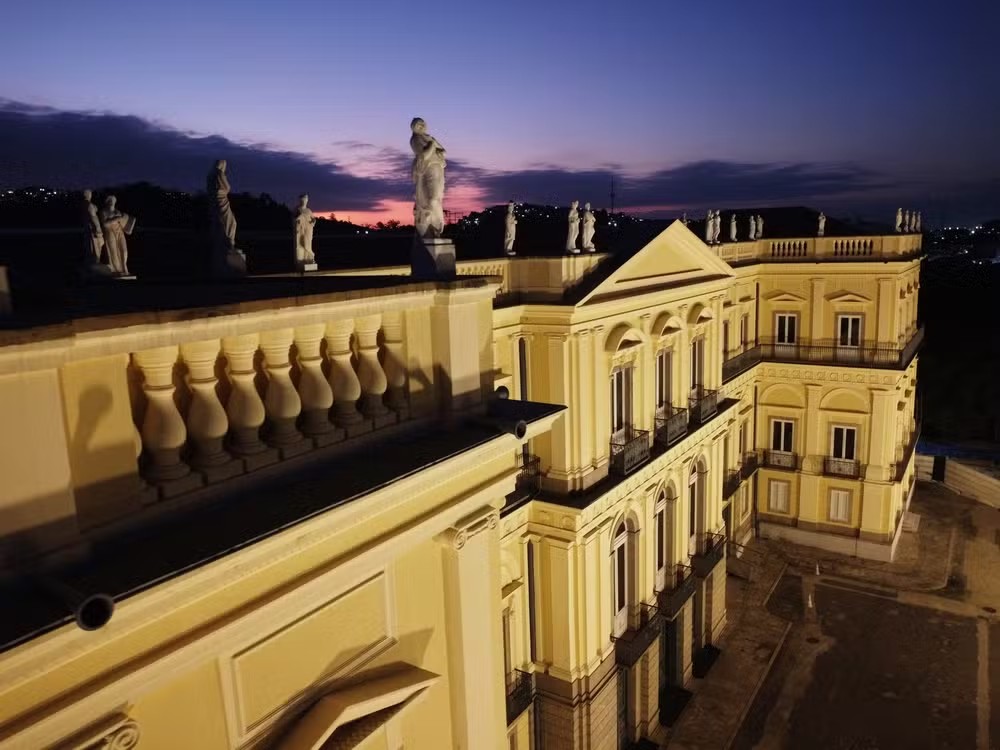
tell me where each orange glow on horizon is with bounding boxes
[318,184,487,227]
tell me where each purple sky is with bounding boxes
[1,0,998,225]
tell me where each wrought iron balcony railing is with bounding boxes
[756,326,923,370]
[763,450,798,470]
[505,669,535,725]
[610,427,651,477]
[612,603,664,668]
[657,564,698,620]
[722,345,762,382]
[515,452,541,497]
[823,456,862,479]
[688,387,719,425]
[691,532,726,577]
[740,450,760,479]
[654,406,688,448]
[723,469,742,500]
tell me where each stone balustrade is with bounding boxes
[713,233,922,263]
[128,314,411,493]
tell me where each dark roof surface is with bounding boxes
[0,401,565,653]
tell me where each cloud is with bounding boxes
[471,160,888,213]
[0,100,411,211]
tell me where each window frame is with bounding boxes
[610,365,633,438]
[655,348,672,411]
[768,479,791,513]
[831,424,858,461]
[612,521,630,636]
[829,488,851,523]
[774,312,798,345]
[770,418,795,453]
[836,314,863,348]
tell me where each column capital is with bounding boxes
[438,505,499,550]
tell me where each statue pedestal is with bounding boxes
[411,237,456,280]
[303,262,318,272]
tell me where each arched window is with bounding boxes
[688,462,702,557]
[654,491,670,591]
[612,521,630,636]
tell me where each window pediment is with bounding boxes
[824,290,872,304]
[763,290,808,304]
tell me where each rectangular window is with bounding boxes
[771,419,794,453]
[615,544,626,612]
[502,608,513,682]
[837,315,862,347]
[655,349,672,410]
[738,422,747,455]
[655,507,666,571]
[690,338,704,390]
[829,488,851,523]
[611,367,632,435]
[831,426,857,460]
[775,313,798,344]
[723,320,731,357]
[768,480,790,513]
[740,314,749,348]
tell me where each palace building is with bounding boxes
[0,210,922,749]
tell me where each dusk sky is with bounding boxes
[1,0,998,225]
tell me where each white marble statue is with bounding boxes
[208,159,238,252]
[409,117,447,240]
[581,202,596,252]
[904,210,911,232]
[99,195,134,275]
[503,201,517,255]
[915,211,922,233]
[818,212,826,237]
[704,211,714,243]
[681,212,688,225]
[755,214,764,240]
[895,208,903,232]
[294,194,317,267]
[729,213,737,242]
[566,200,580,253]
[81,190,104,264]
[748,214,756,240]
[713,211,722,243]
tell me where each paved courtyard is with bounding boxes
[664,480,1000,750]
[728,481,1000,750]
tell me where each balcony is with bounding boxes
[515,452,541,496]
[763,450,798,470]
[657,564,698,620]
[722,469,742,500]
[612,603,664,668]
[823,456,862,479]
[892,421,922,482]
[654,406,689,448]
[505,669,535,725]
[756,327,924,371]
[722,345,762,382]
[610,427,651,477]
[688,387,719,425]
[740,451,760,479]
[691,532,726,577]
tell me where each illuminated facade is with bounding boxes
[0,219,921,749]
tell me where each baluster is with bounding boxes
[260,328,307,454]
[133,346,190,484]
[222,333,270,461]
[355,314,391,424]
[294,323,342,445]
[180,339,237,479]
[381,310,409,416]
[325,318,365,430]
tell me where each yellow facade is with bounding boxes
[0,220,921,749]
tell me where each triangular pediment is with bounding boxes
[763,290,809,304]
[577,221,735,305]
[825,290,872,304]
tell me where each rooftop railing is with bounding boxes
[610,427,651,477]
[688,387,719,425]
[654,406,689,448]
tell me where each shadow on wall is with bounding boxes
[70,385,143,530]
